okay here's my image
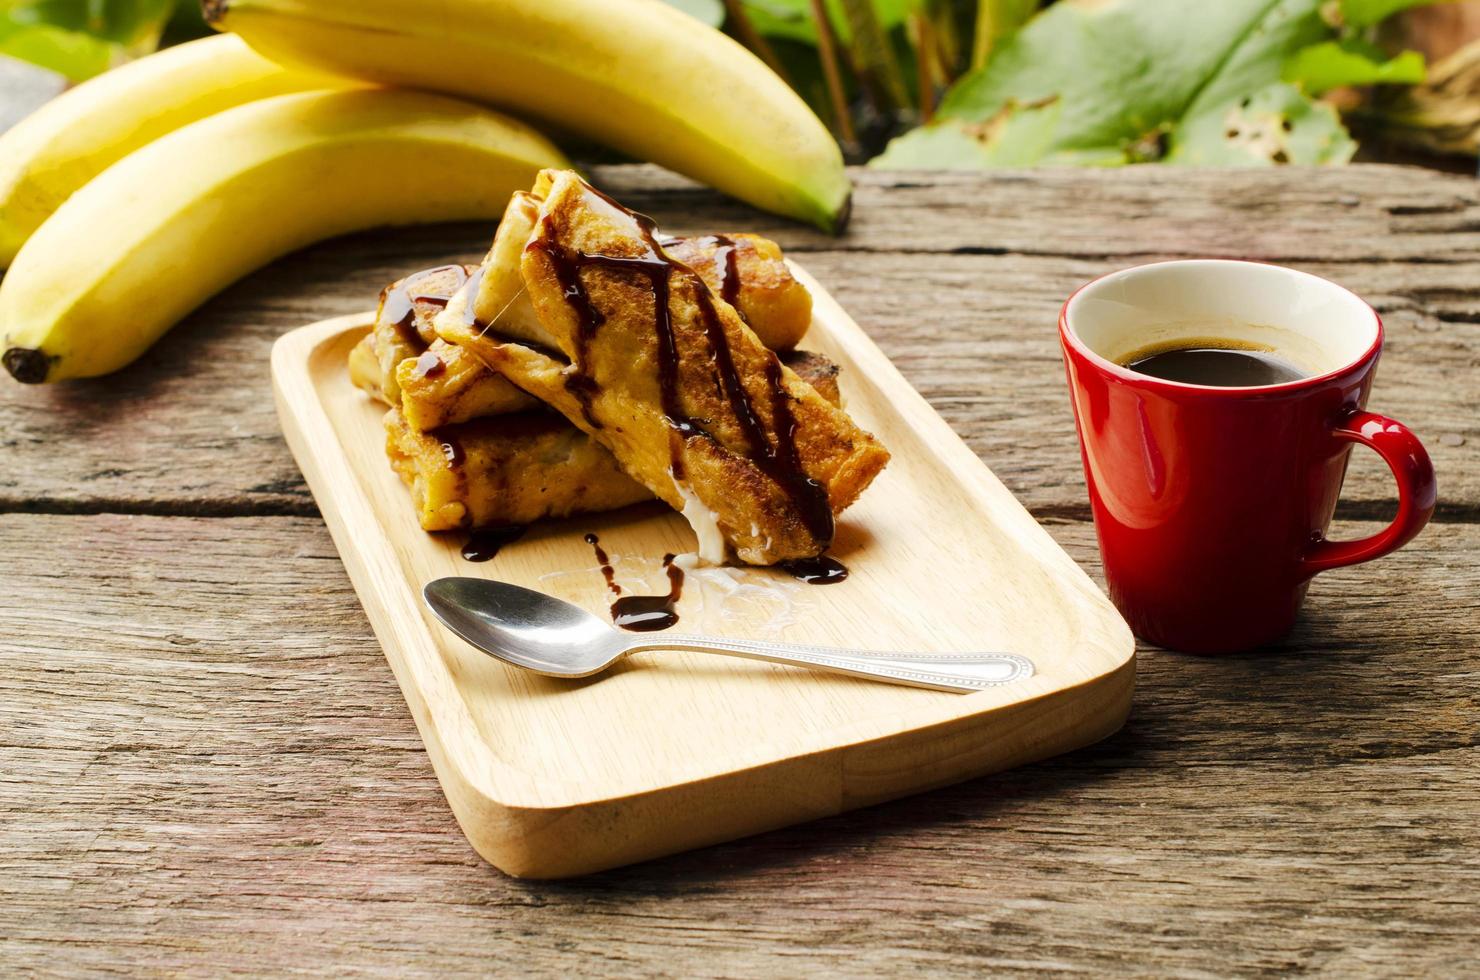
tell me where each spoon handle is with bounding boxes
[625,636,1035,692]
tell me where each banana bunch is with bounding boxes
[0,34,324,269]
[1,1,848,384]
[206,0,851,234]
[0,89,567,382]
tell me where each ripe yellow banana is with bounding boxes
[204,0,851,233]
[0,89,568,383]
[0,34,330,268]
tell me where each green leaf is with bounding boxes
[871,95,1127,166]
[0,21,115,80]
[875,0,1354,169]
[0,0,176,79]
[1339,0,1449,28]
[4,0,174,47]
[1283,40,1425,94]
[741,0,918,46]
[739,0,816,44]
[662,0,726,27]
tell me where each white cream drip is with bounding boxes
[674,476,725,565]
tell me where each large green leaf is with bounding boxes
[874,0,1357,169]
[866,95,1126,167]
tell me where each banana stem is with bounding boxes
[838,0,909,111]
[928,0,964,89]
[721,0,792,88]
[971,0,995,69]
[809,0,858,149]
[910,12,937,122]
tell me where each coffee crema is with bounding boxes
[1120,338,1307,388]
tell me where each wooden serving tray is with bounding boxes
[271,265,1134,878]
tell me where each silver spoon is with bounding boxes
[423,577,1035,693]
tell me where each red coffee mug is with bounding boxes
[1060,260,1436,653]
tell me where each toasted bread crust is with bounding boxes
[384,408,650,531]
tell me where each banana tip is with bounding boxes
[831,192,852,235]
[3,347,53,384]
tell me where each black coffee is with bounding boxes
[1123,345,1306,387]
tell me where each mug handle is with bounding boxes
[1301,408,1437,576]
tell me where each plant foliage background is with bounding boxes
[0,0,1460,167]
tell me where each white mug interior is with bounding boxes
[1064,260,1379,383]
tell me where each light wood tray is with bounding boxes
[271,265,1135,878]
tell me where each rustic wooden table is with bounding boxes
[3,165,1477,975]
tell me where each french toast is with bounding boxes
[385,348,846,531]
[357,223,815,433]
[437,170,888,564]
[385,408,649,532]
[353,263,539,420]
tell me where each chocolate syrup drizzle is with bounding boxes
[585,532,619,595]
[526,224,671,433]
[530,183,834,546]
[584,533,684,631]
[379,264,471,329]
[699,235,742,312]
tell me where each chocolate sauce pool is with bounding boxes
[460,525,527,563]
[585,533,685,632]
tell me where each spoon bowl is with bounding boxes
[423,577,1035,693]
[424,577,628,676]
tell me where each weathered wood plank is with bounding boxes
[1,166,1476,518]
[598,163,1480,266]
[2,513,1475,974]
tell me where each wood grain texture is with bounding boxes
[2,514,1475,974]
[2,164,1477,971]
[1,166,1475,519]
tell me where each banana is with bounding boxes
[203,0,851,233]
[0,89,568,383]
[0,34,331,268]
